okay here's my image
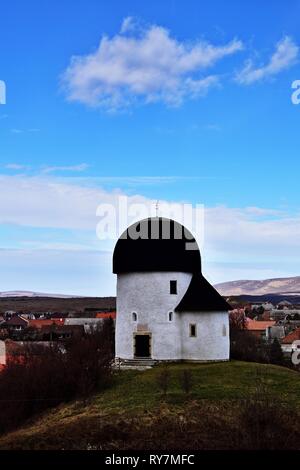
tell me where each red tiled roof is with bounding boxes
[95,311,116,319]
[281,328,300,344]
[5,315,28,326]
[28,319,65,329]
[246,319,276,331]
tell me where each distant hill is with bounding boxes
[214,276,300,296]
[0,295,116,314]
[0,291,82,299]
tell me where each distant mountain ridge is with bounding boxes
[0,291,82,299]
[3,277,300,299]
[214,276,300,296]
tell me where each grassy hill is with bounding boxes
[0,361,300,450]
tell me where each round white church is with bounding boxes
[113,217,231,362]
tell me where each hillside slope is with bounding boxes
[0,296,116,314]
[215,276,300,296]
[0,361,299,450]
[0,291,81,298]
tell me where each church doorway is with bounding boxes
[134,334,151,358]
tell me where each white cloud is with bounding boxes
[120,16,137,34]
[0,174,154,230]
[62,19,243,110]
[41,163,89,174]
[204,205,300,262]
[1,174,300,289]
[236,36,299,85]
[5,163,29,171]
[10,128,40,134]
[1,174,300,254]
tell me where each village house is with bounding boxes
[95,311,116,320]
[281,327,300,357]
[277,300,294,310]
[266,325,286,341]
[2,310,16,320]
[37,324,84,341]
[28,318,65,329]
[245,319,276,340]
[261,302,274,311]
[2,315,29,334]
[64,317,109,333]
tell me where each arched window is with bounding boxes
[168,311,173,322]
[132,312,137,322]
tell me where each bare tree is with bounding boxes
[156,367,171,396]
[180,369,193,395]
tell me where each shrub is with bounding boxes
[269,338,284,365]
[230,329,269,363]
[156,367,171,396]
[0,319,114,434]
[238,369,300,449]
[180,369,193,395]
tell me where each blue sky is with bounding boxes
[0,0,300,295]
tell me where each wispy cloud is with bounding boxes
[203,123,221,132]
[120,16,137,34]
[236,36,299,85]
[3,163,89,175]
[77,175,209,186]
[62,17,243,111]
[41,163,89,174]
[4,163,29,171]
[10,128,23,134]
[10,128,40,134]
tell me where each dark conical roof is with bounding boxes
[113,217,201,274]
[175,272,232,312]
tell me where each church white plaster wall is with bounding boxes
[115,271,192,360]
[179,311,229,361]
[115,272,230,361]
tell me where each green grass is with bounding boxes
[0,361,300,450]
[92,361,300,411]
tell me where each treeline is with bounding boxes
[229,311,291,367]
[0,319,115,434]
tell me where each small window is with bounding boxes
[132,312,137,322]
[170,280,177,294]
[189,324,197,337]
[222,324,227,337]
[168,311,173,322]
